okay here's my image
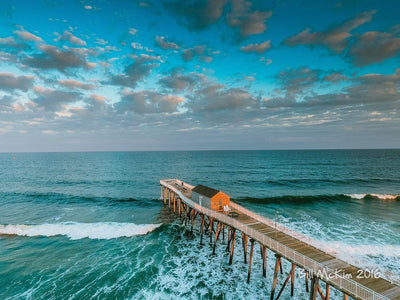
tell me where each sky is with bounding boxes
[0,0,399,152]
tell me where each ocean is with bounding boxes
[0,150,399,299]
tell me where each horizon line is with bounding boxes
[1,147,400,154]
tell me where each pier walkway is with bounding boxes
[160,179,400,300]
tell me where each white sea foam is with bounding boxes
[0,222,161,240]
[347,193,399,200]
[319,241,400,284]
[320,241,400,257]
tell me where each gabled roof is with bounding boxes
[192,184,220,198]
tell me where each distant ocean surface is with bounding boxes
[0,150,399,299]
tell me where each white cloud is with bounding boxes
[55,31,87,46]
[14,29,43,42]
[129,28,138,36]
[240,40,271,53]
[155,36,180,50]
[131,42,143,50]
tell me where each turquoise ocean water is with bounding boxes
[0,150,399,299]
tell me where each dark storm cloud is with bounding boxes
[118,90,184,114]
[284,10,375,53]
[22,44,95,72]
[0,72,35,91]
[347,31,400,66]
[163,0,227,31]
[109,54,160,87]
[32,87,81,111]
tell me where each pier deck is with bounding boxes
[160,179,400,300]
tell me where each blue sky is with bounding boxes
[0,0,399,151]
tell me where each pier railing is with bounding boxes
[160,179,389,300]
[228,201,332,255]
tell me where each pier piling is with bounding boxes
[229,229,236,265]
[242,233,248,264]
[247,238,255,283]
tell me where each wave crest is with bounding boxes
[235,194,349,204]
[234,193,400,204]
[346,194,400,201]
[0,222,161,240]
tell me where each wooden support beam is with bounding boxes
[242,233,248,264]
[260,244,263,259]
[200,214,205,245]
[290,263,295,296]
[326,284,330,300]
[226,228,231,252]
[173,193,176,213]
[191,210,197,233]
[280,260,283,274]
[212,222,221,255]
[181,204,187,225]
[261,245,267,277]
[168,189,171,208]
[162,187,166,205]
[204,218,210,233]
[309,276,318,300]
[229,229,236,265]
[305,271,309,293]
[343,294,348,300]
[222,224,225,241]
[275,263,294,300]
[185,206,190,226]
[247,239,255,283]
[270,254,281,300]
[163,187,166,203]
[317,285,326,300]
[178,198,181,216]
[209,218,214,244]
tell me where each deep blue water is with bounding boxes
[0,150,399,299]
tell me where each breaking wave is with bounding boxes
[0,222,161,240]
[346,194,400,201]
[234,193,400,204]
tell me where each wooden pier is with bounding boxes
[160,179,400,300]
